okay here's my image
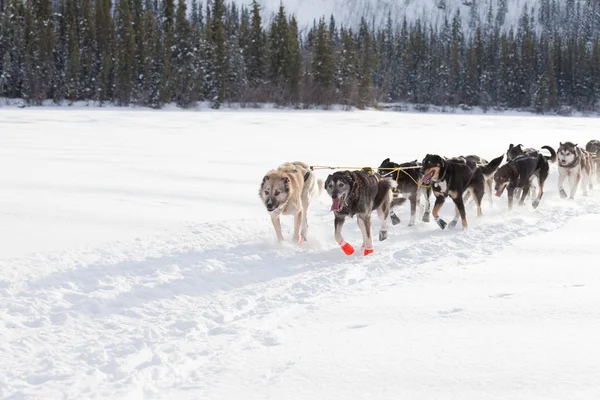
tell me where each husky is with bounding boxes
[557,142,593,199]
[585,140,600,184]
[324,170,405,256]
[493,146,556,209]
[377,158,432,226]
[259,161,322,243]
[420,153,504,230]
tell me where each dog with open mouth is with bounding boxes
[377,158,432,226]
[556,142,593,199]
[493,146,556,209]
[259,161,323,243]
[324,170,405,256]
[420,153,504,230]
[585,139,600,184]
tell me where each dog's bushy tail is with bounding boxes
[479,154,504,179]
[541,145,557,163]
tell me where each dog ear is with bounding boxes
[509,144,514,149]
[382,158,390,164]
[575,143,578,147]
[261,175,269,188]
[560,142,563,147]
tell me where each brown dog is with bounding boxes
[259,162,322,243]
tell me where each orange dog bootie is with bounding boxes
[338,240,354,255]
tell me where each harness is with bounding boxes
[291,168,312,182]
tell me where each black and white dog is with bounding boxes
[325,170,404,256]
[420,154,504,230]
[557,142,593,199]
[585,140,600,184]
[378,158,432,226]
[493,146,556,209]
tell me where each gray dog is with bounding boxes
[324,170,405,256]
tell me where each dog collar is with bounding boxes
[433,166,447,183]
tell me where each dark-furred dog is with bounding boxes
[494,146,556,209]
[378,158,432,226]
[585,140,600,184]
[325,170,404,256]
[459,154,494,205]
[420,154,504,229]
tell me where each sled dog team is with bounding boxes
[259,140,600,256]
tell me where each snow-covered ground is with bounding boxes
[1,108,599,399]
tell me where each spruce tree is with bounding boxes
[311,18,335,104]
[115,0,135,105]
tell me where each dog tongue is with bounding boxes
[421,171,434,184]
[495,187,505,197]
[331,198,342,211]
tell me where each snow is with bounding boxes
[1,108,600,399]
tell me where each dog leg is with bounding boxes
[363,214,374,254]
[519,186,530,206]
[487,179,493,207]
[356,215,373,255]
[569,172,581,199]
[377,207,389,241]
[301,195,310,241]
[422,188,432,222]
[448,205,460,229]
[292,209,303,243]
[334,215,354,255]
[408,193,417,227]
[582,168,590,196]
[558,172,568,198]
[432,195,447,230]
[450,195,468,229]
[271,213,284,242]
[507,187,515,210]
[533,171,547,209]
[473,185,484,217]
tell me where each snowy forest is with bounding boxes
[1,0,600,112]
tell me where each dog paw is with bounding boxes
[362,246,374,256]
[407,222,415,227]
[583,192,589,197]
[379,230,388,241]
[422,213,431,223]
[559,189,568,198]
[339,241,354,255]
[390,212,401,226]
[435,217,447,230]
[448,219,458,229]
[532,199,540,209]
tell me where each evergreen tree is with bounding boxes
[311,18,335,104]
[173,0,194,107]
[160,0,175,103]
[115,0,136,104]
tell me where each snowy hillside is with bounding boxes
[1,108,600,399]
[233,0,538,31]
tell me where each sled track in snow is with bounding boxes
[1,181,600,397]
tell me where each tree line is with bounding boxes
[1,0,600,113]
